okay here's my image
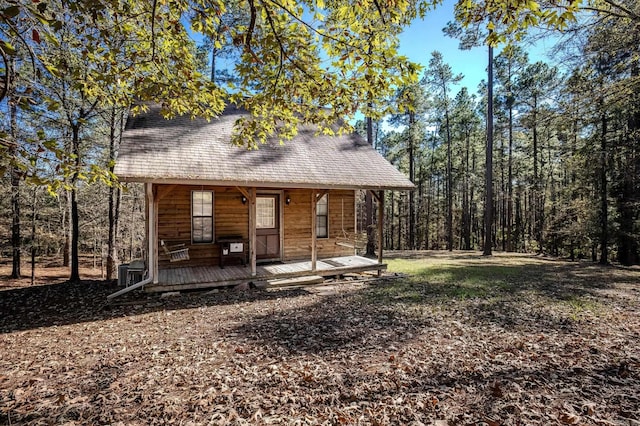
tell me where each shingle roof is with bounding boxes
[114,104,414,191]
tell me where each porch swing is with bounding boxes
[335,197,367,251]
[161,240,190,262]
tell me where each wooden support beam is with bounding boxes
[353,190,358,256]
[155,184,176,202]
[249,188,257,276]
[235,186,250,200]
[146,183,159,284]
[311,190,318,272]
[153,189,159,283]
[238,186,254,274]
[144,184,150,270]
[315,189,329,200]
[377,190,384,275]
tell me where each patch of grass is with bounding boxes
[369,278,424,303]
[370,254,633,325]
[560,295,603,319]
[383,258,522,301]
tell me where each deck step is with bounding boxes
[268,275,325,287]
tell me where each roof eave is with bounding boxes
[116,176,415,191]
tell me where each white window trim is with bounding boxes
[256,196,276,229]
[191,190,214,244]
[316,193,329,239]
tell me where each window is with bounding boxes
[192,191,213,243]
[316,194,328,238]
[256,197,276,229]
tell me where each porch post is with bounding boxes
[249,188,257,276]
[377,190,384,275]
[311,190,317,272]
[146,183,158,284]
[144,184,150,272]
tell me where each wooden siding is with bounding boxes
[156,185,355,269]
[282,189,355,261]
[157,185,248,269]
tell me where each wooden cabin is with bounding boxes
[110,104,413,296]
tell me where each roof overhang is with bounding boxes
[117,176,415,192]
[115,104,415,192]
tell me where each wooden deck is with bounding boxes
[149,255,386,292]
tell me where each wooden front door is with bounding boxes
[256,194,280,260]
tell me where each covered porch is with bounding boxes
[110,104,415,300]
[147,184,388,289]
[149,255,385,292]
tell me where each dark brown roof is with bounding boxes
[114,104,414,191]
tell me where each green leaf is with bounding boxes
[0,41,17,56]
[2,5,20,18]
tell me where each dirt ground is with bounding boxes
[0,252,638,425]
[0,256,105,290]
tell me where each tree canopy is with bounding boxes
[2,0,432,149]
[2,0,613,151]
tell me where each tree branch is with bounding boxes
[3,16,39,86]
[150,0,158,60]
[372,0,387,25]
[245,0,257,54]
[265,0,360,51]
[259,0,316,82]
[600,0,640,21]
[272,48,284,95]
[0,47,9,102]
[580,5,638,21]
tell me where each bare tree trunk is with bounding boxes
[417,164,424,249]
[507,102,514,252]
[397,193,402,249]
[10,148,21,280]
[483,44,494,256]
[532,95,543,253]
[470,142,477,249]
[63,191,70,267]
[515,188,523,252]
[445,103,453,251]
[365,115,376,256]
[106,107,124,280]
[30,186,37,286]
[388,191,394,250]
[425,177,431,249]
[462,130,471,250]
[435,176,441,247]
[70,124,81,282]
[9,58,21,278]
[599,108,609,265]
[617,58,640,265]
[408,112,416,250]
[499,134,506,251]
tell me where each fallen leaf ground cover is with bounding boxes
[1,252,638,425]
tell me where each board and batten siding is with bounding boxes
[282,189,356,260]
[156,185,356,269]
[157,185,248,269]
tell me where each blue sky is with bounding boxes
[398,0,488,91]
[400,0,559,95]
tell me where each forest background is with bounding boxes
[1,0,639,284]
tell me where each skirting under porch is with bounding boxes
[149,255,386,292]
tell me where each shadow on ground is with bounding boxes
[0,280,311,334]
[228,257,638,355]
[1,255,636,342]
